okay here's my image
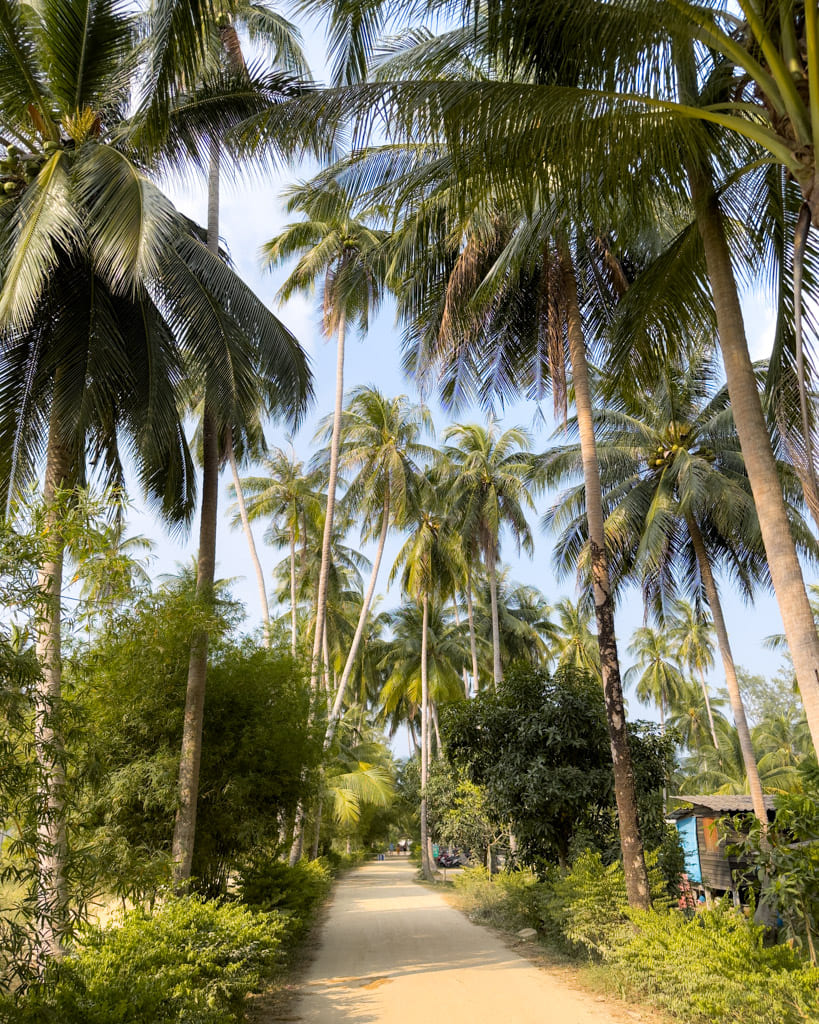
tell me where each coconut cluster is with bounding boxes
[0,140,60,195]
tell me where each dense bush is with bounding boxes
[452,866,542,932]
[237,857,332,942]
[72,585,320,899]
[607,905,819,1024]
[539,850,673,959]
[442,667,676,869]
[6,896,284,1024]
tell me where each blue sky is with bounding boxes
[124,11,806,732]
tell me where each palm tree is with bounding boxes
[263,183,388,694]
[231,447,321,654]
[441,422,536,689]
[667,679,729,755]
[470,572,552,677]
[625,626,685,734]
[390,473,464,879]
[548,597,600,677]
[284,2,819,891]
[316,0,819,758]
[544,352,817,826]
[379,599,468,749]
[323,387,432,742]
[668,600,721,749]
[0,0,309,949]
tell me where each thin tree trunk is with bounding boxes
[688,156,819,758]
[326,492,390,745]
[487,544,502,689]
[431,701,443,757]
[289,526,297,657]
[408,719,419,756]
[311,791,323,860]
[322,621,331,706]
[228,444,270,647]
[465,570,480,692]
[172,140,220,886]
[562,253,651,911]
[311,314,346,691]
[289,803,305,866]
[452,598,470,697]
[420,592,433,880]
[698,666,720,750]
[686,514,767,825]
[34,415,72,961]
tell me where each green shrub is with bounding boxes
[237,857,331,942]
[606,904,819,1024]
[8,895,283,1024]
[538,850,672,959]
[452,866,541,931]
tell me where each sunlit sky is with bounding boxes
[123,11,804,734]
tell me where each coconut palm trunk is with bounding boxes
[465,570,480,692]
[171,141,220,885]
[451,598,470,696]
[688,164,819,757]
[697,666,721,750]
[420,590,433,880]
[686,513,767,823]
[289,525,297,656]
[486,543,503,689]
[228,444,271,646]
[562,252,651,911]
[311,313,346,691]
[326,492,390,742]
[33,414,72,961]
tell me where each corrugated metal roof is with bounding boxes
[671,794,777,814]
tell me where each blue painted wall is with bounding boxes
[676,816,702,883]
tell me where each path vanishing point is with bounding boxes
[289,859,635,1024]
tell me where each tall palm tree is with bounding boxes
[390,474,463,879]
[380,600,468,726]
[625,626,685,734]
[544,353,817,825]
[471,572,552,678]
[441,422,536,689]
[324,386,432,741]
[667,679,729,755]
[231,447,321,654]
[668,599,721,749]
[264,182,388,694]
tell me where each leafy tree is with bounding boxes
[72,579,319,900]
[443,666,674,871]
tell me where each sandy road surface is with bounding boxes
[290,859,628,1024]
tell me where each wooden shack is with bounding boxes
[667,794,776,894]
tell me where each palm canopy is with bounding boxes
[440,421,535,560]
[0,0,311,520]
[330,385,433,539]
[625,625,686,727]
[263,179,389,336]
[379,599,467,717]
[542,353,818,618]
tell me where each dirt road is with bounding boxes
[290,859,630,1023]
